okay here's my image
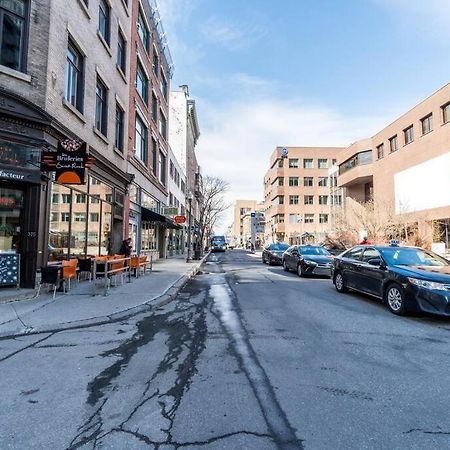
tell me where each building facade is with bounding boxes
[337,82,450,251]
[0,0,133,287]
[263,147,344,245]
[232,200,259,247]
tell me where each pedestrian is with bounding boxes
[119,238,132,257]
[359,236,371,245]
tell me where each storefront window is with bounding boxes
[141,190,158,211]
[0,188,23,253]
[49,184,71,259]
[101,202,112,255]
[141,222,156,250]
[129,184,140,205]
[0,142,40,169]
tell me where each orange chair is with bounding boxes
[139,255,148,275]
[62,259,78,292]
[130,256,139,276]
[110,256,125,286]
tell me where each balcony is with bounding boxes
[270,204,285,215]
[270,186,285,199]
[270,167,285,179]
[272,222,285,233]
[338,150,374,188]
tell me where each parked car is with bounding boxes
[332,244,450,316]
[282,245,333,277]
[262,243,289,265]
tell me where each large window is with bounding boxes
[151,91,157,121]
[159,151,166,185]
[117,28,126,73]
[0,0,28,72]
[152,137,157,175]
[339,150,372,175]
[65,39,84,112]
[95,77,108,136]
[160,71,168,100]
[98,0,110,45]
[135,115,147,162]
[136,61,148,104]
[403,125,414,145]
[137,9,150,52]
[115,103,124,152]
[421,114,433,135]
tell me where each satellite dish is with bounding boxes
[281,147,288,157]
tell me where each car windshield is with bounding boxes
[299,246,330,256]
[380,247,449,267]
[269,243,289,251]
[212,237,225,244]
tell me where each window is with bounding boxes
[333,195,342,206]
[288,158,298,168]
[74,212,86,222]
[319,195,328,205]
[105,194,112,203]
[62,194,71,203]
[159,151,166,185]
[0,0,28,71]
[304,214,314,224]
[50,212,58,222]
[52,194,59,203]
[403,125,414,145]
[288,177,298,186]
[304,177,313,187]
[389,135,398,153]
[136,61,148,104]
[318,177,328,187]
[274,214,284,224]
[152,137,157,175]
[61,212,70,222]
[160,71,168,100]
[318,158,328,169]
[361,248,381,263]
[115,103,124,151]
[135,115,147,162]
[76,194,86,203]
[90,213,99,222]
[65,40,84,112]
[98,0,110,45]
[421,114,433,135]
[289,214,300,224]
[117,28,126,73]
[151,92,157,121]
[152,50,158,75]
[442,102,450,124]
[277,159,283,168]
[95,77,108,136]
[137,9,150,51]
[277,195,284,205]
[345,247,363,260]
[303,159,313,169]
[278,177,284,186]
[91,194,100,204]
[304,195,314,205]
[289,195,299,205]
[159,110,167,139]
[332,159,337,165]
[319,214,328,224]
[376,143,384,159]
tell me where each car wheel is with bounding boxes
[386,284,407,316]
[297,263,305,277]
[282,260,289,271]
[334,272,348,293]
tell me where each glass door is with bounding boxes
[0,188,24,253]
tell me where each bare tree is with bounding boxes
[198,175,230,250]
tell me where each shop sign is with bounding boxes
[0,169,25,181]
[174,215,186,224]
[162,207,178,216]
[0,253,19,287]
[41,140,94,185]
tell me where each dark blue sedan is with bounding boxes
[332,245,450,316]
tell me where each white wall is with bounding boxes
[394,152,450,213]
[169,91,187,172]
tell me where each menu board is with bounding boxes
[0,253,19,287]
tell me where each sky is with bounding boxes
[157,0,450,232]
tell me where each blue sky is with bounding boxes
[158,0,450,230]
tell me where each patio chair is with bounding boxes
[62,259,78,292]
[37,266,60,299]
[77,257,93,281]
[110,256,125,286]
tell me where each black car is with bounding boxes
[332,245,450,316]
[282,245,333,277]
[262,243,289,265]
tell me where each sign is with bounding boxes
[41,140,94,185]
[163,207,178,216]
[250,212,256,217]
[0,253,19,287]
[174,215,186,224]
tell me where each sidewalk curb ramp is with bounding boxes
[0,254,209,340]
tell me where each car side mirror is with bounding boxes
[368,258,381,267]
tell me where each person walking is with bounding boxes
[119,238,132,257]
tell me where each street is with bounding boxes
[1,249,450,450]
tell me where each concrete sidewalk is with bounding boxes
[0,254,206,338]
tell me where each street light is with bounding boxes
[186,191,193,262]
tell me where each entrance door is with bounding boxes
[0,188,24,254]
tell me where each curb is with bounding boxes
[0,253,209,340]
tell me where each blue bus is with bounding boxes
[211,236,226,252]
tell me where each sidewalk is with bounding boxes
[0,254,206,338]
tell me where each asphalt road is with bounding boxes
[1,249,450,450]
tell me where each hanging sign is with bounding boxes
[41,140,94,185]
[174,215,186,224]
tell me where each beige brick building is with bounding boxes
[231,199,259,246]
[337,82,450,251]
[263,147,344,245]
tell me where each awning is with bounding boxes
[141,207,182,230]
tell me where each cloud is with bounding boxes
[200,16,267,50]
[195,92,402,232]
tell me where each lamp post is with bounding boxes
[186,192,193,262]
